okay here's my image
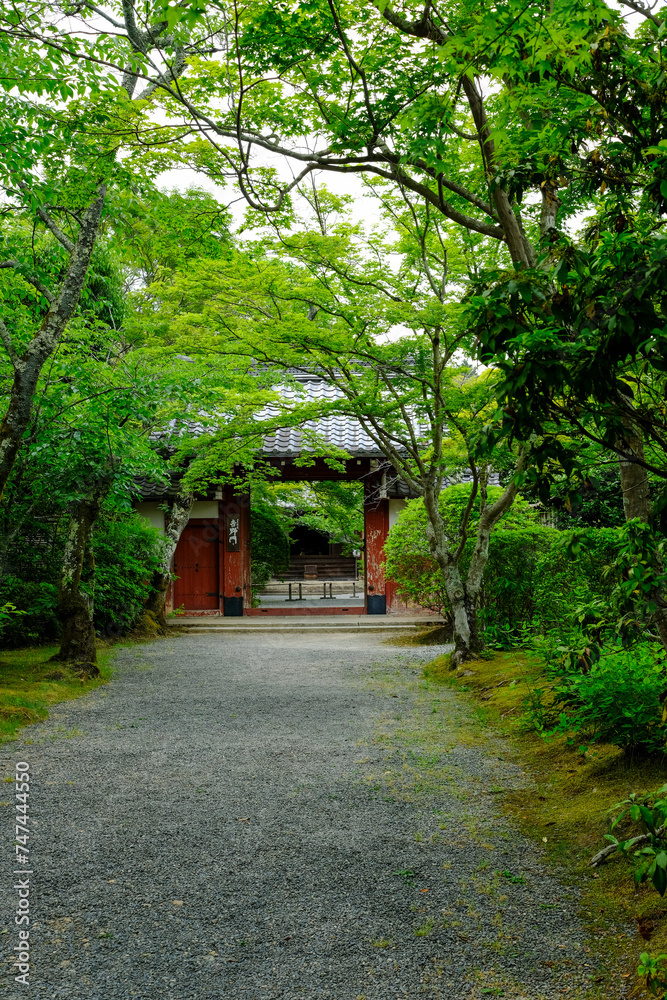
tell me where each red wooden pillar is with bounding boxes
[364,486,389,615]
[385,574,398,614]
[220,489,251,616]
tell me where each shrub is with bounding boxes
[250,506,290,594]
[549,645,667,756]
[0,513,164,647]
[639,952,667,997]
[605,785,667,896]
[0,603,24,634]
[0,578,60,648]
[481,527,560,634]
[383,500,448,616]
[531,527,620,632]
[93,513,164,637]
[384,484,541,619]
[385,489,621,644]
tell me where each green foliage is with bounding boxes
[384,484,540,619]
[79,244,126,332]
[385,515,447,617]
[440,482,538,532]
[528,466,626,530]
[519,682,555,736]
[121,187,233,289]
[470,216,667,494]
[639,952,667,997]
[605,786,667,895]
[93,514,164,637]
[277,481,364,554]
[386,484,627,646]
[484,528,561,637]
[250,505,290,593]
[608,519,667,635]
[548,520,667,659]
[0,579,60,648]
[548,646,667,756]
[0,602,27,637]
[531,527,620,636]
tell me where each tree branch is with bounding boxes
[0,261,55,304]
[616,0,663,25]
[0,316,18,368]
[590,824,666,867]
[35,207,75,254]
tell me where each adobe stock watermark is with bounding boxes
[13,761,31,986]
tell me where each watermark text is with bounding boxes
[13,762,31,985]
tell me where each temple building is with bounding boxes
[136,375,421,617]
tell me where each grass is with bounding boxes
[418,644,667,999]
[0,644,113,745]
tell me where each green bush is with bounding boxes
[639,951,667,997]
[0,514,164,646]
[383,500,449,615]
[93,513,164,637]
[605,785,667,897]
[481,527,560,634]
[384,484,541,619]
[0,578,59,648]
[250,506,290,594]
[550,645,667,756]
[385,488,621,643]
[531,527,619,632]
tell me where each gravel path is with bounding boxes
[0,631,597,999]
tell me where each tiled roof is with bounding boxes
[153,376,428,459]
[259,378,388,458]
[133,473,181,499]
[137,376,460,499]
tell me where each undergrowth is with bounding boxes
[0,644,113,744]
[418,644,667,999]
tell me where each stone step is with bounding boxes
[173,625,423,632]
[169,615,443,632]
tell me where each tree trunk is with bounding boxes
[617,428,651,522]
[423,485,485,667]
[0,186,106,501]
[423,454,526,667]
[460,76,536,268]
[441,560,484,668]
[539,181,561,241]
[140,491,194,634]
[616,417,667,650]
[52,481,109,677]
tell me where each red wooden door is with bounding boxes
[173,523,219,610]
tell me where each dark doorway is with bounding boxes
[290,525,330,557]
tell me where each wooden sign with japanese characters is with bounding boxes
[226,513,240,552]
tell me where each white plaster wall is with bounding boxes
[389,499,407,530]
[135,502,166,532]
[190,501,219,519]
[136,499,220,535]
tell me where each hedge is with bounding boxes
[385,492,620,634]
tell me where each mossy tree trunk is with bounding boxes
[423,463,524,668]
[52,481,109,677]
[616,412,667,652]
[617,423,651,524]
[0,188,107,502]
[141,491,194,634]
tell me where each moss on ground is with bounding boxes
[396,637,667,999]
[0,644,113,745]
